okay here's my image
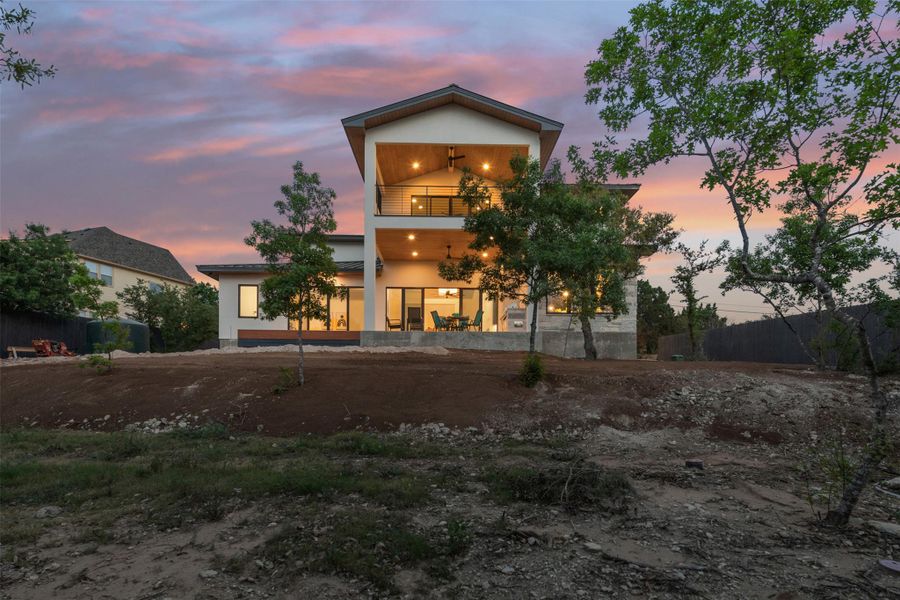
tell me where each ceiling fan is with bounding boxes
[447,146,466,172]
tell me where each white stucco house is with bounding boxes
[197,85,639,358]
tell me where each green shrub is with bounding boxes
[519,353,545,387]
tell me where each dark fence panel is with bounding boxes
[658,304,900,366]
[1,311,92,357]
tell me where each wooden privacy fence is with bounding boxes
[658,304,900,366]
[1,310,92,357]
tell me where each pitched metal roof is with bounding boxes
[64,227,193,284]
[342,84,564,179]
[196,258,382,281]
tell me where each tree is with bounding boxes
[0,223,102,317]
[82,301,131,374]
[583,0,898,525]
[116,280,217,352]
[636,280,677,354]
[723,215,891,369]
[670,241,728,358]
[674,301,727,336]
[245,162,341,386]
[1,1,55,87]
[539,151,676,359]
[438,155,558,354]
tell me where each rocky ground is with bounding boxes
[1,351,898,598]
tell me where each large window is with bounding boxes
[238,285,259,318]
[288,287,363,331]
[385,287,497,331]
[84,260,113,286]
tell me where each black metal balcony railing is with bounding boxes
[376,185,501,216]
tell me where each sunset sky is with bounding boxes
[2,1,896,322]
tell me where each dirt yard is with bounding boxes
[1,350,898,599]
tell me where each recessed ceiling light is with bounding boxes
[412,161,420,169]
[407,233,415,240]
[482,162,490,171]
[411,251,418,257]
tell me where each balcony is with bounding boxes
[376,185,501,217]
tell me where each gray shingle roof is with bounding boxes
[196,258,381,281]
[64,227,193,284]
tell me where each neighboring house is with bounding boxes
[65,227,193,315]
[198,84,640,357]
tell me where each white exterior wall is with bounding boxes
[330,240,364,262]
[217,272,363,341]
[363,104,541,330]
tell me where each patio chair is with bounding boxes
[407,307,423,331]
[385,316,403,331]
[430,310,447,331]
[466,309,484,331]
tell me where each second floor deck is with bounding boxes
[376,185,502,217]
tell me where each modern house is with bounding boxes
[198,85,639,358]
[65,226,193,315]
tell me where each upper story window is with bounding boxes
[238,285,259,318]
[84,261,113,286]
[148,282,163,293]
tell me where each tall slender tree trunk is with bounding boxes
[528,299,538,353]
[297,328,305,386]
[686,302,698,358]
[579,313,597,360]
[822,310,888,527]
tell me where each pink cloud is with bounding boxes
[144,135,266,163]
[251,143,310,158]
[266,52,580,105]
[80,7,112,21]
[37,98,208,126]
[278,24,455,47]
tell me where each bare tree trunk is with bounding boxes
[579,313,597,360]
[297,328,305,386]
[823,314,889,527]
[686,302,698,358]
[528,300,538,354]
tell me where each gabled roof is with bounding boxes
[196,258,382,281]
[342,84,564,179]
[64,227,193,284]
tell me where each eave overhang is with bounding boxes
[341,84,564,179]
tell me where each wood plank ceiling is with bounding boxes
[376,228,496,261]
[376,144,528,185]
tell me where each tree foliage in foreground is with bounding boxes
[1,1,55,87]
[245,161,341,386]
[583,0,898,526]
[636,280,677,354]
[438,155,558,354]
[0,223,102,317]
[116,281,217,352]
[670,241,729,358]
[540,150,676,359]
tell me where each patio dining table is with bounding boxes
[444,315,469,331]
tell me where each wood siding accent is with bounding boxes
[238,330,361,341]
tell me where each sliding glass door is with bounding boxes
[386,287,487,331]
